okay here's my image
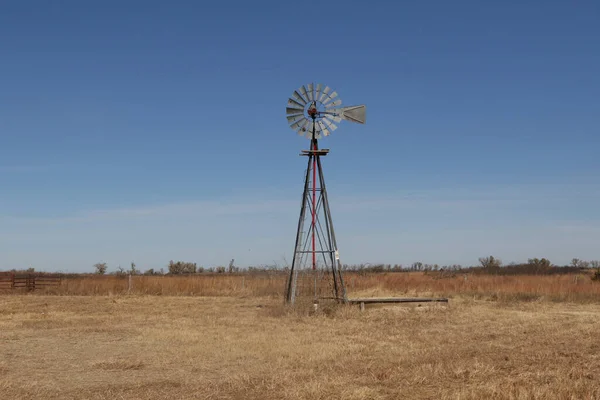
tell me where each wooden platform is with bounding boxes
[300,149,329,156]
[348,297,448,311]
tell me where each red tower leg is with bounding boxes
[312,139,317,270]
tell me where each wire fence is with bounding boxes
[0,273,61,291]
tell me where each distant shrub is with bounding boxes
[464,260,580,276]
[130,262,140,275]
[479,256,502,269]
[168,261,197,275]
[368,264,385,273]
[94,263,107,275]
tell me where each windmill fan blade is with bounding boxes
[322,118,338,132]
[319,86,331,103]
[300,86,309,103]
[315,83,322,101]
[341,105,367,124]
[325,99,342,109]
[323,91,338,105]
[287,114,305,124]
[307,83,314,101]
[324,113,342,123]
[302,125,313,138]
[307,127,321,139]
[291,118,309,130]
[317,121,327,133]
[303,122,319,139]
[297,123,310,136]
[296,87,309,103]
[292,90,307,105]
[288,98,304,109]
[287,101,304,110]
[287,107,304,115]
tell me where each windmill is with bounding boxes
[285,83,366,305]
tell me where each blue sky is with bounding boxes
[1,1,599,272]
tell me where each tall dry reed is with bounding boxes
[32,274,287,297]
[343,271,600,302]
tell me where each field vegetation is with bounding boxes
[2,259,600,303]
[1,294,600,399]
[2,256,600,399]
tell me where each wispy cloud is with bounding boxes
[3,181,599,225]
[1,183,599,271]
[1,198,299,225]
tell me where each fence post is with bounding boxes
[242,276,245,290]
[128,274,132,294]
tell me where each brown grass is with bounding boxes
[30,273,285,297]
[346,271,600,303]
[1,295,599,399]
[4,271,600,303]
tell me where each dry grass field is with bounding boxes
[1,293,600,399]
[5,271,600,302]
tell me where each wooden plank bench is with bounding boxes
[348,297,449,311]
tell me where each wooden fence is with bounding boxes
[0,273,62,291]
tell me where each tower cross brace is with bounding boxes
[285,120,347,304]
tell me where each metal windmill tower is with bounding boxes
[284,83,366,305]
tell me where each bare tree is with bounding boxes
[94,262,107,275]
[589,260,600,281]
[411,262,423,271]
[528,258,552,269]
[479,256,502,269]
[130,262,140,275]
